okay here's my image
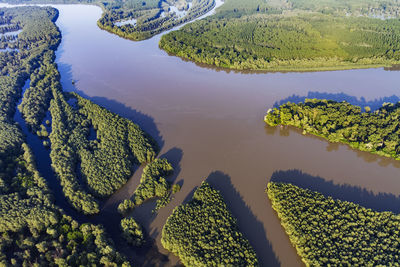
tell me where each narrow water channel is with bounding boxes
[4,3,400,266]
[13,78,89,221]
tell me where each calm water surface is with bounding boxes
[4,3,400,266]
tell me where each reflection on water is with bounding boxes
[3,3,400,267]
[274,91,400,111]
[265,125,400,169]
[385,64,400,71]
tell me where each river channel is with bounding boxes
[4,3,400,266]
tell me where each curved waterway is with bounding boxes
[4,3,400,266]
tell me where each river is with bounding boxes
[4,3,400,267]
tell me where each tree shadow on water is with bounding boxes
[264,124,400,169]
[206,171,280,267]
[182,185,198,204]
[160,147,183,184]
[271,169,400,214]
[274,91,400,111]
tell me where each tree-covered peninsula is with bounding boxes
[267,182,400,266]
[159,0,400,71]
[161,182,258,267]
[265,99,400,160]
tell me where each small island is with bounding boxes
[265,99,400,160]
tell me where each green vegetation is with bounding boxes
[0,7,131,266]
[265,99,400,160]
[117,158,177,214]
[160,0,400,71]
[267,182,400,266]
[13,4,61,131]
[120,217,145,246]
[49,88,100,214]
[20,6,159,214]
[216,0,287,16]
[160,13,400,71]
[161,181,258,267]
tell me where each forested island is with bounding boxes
[159,0,400,71]
[162,182,258,266]
[267,182,400,266]
[265,99,400,160]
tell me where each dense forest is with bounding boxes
[161,182,258,266]
[120,217,145,247]
[18,52,59,132]
[159,0,400,71]
[267,182,400,265]
[0,6,131,266]
[265,99,400,160]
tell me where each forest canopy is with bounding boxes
[161,181,258,267]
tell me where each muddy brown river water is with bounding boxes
[4,3,400,266]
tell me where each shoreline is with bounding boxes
[160,49,400,73]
